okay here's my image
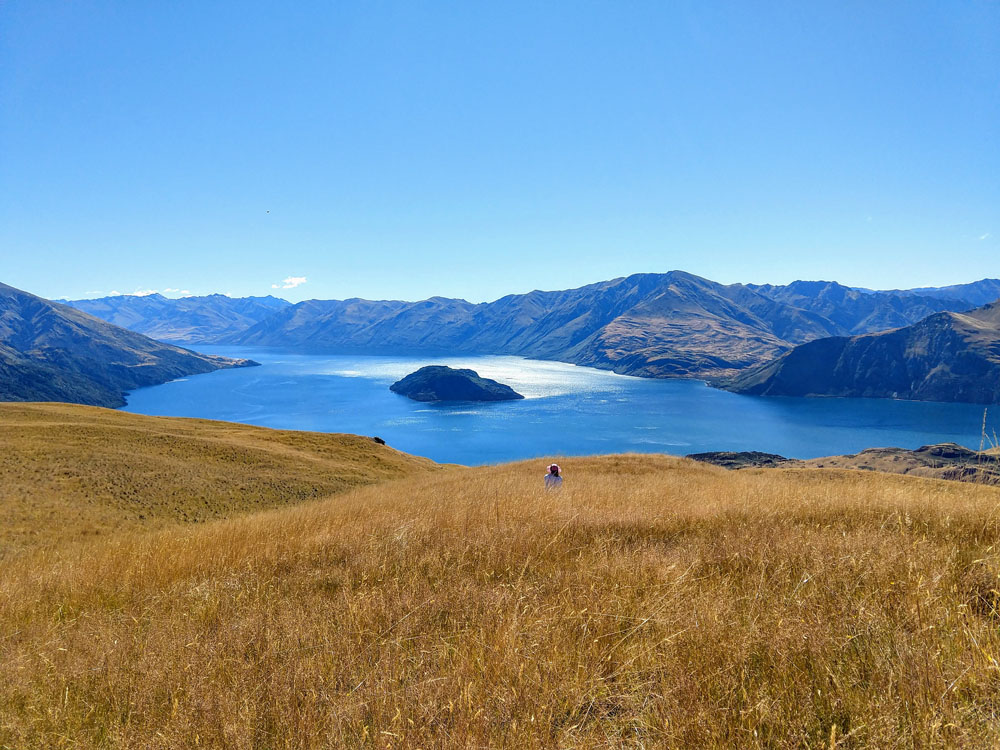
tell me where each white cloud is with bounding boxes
[102,288,159,297]
[271,275,307,289]
[979,233,991,241]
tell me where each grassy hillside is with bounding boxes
[3,441,1000,747]
[0,403,439,558]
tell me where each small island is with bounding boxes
[389,365,525,403]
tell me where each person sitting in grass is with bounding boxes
[544,463,563,490]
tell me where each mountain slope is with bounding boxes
[893,278,1000,307]
[723,300,1000,403]
[0,282,256,407]
[0,403,440,557]
[563,272,843,377]
[227,272,847,378]
[65,293,290,343]
[749,280,974,334]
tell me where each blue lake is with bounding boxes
[120,348,995,466]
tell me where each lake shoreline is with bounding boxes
[119,347,992,466]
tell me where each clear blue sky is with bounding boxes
[1,1,997,303]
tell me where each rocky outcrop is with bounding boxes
[0,282,257,408]
[721,301,1000,404]
[684,451,793,469]
[687,443,1000,484]
[798,443,1000,482]
[389,366,524,402]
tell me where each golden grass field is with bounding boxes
[3,405,1000,748]
[0,403,439,559]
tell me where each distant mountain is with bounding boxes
[64,273,998,386]
[65,293,290,343]
[554,272,843,377]
[0,283,256,408]
[226,272,851,377]
[893,279,1000,307]
[225,272,996,379]
[847,279,1000,307]
[722,300,1000,403]
[748,280,974,334]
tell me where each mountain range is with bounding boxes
[747,280,972,335]
[0,283,255,408]
[858,278,1000,307]
[69,272,993,380]
[23,272,999,405]
[65,293,290,343]
[723,300,1000,403]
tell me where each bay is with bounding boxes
[120,347,994,465]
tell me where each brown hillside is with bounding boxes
[0,403,440,558]
[3,451,1000,747]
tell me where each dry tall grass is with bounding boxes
[0,403,439,558]
[4,451,1000,748]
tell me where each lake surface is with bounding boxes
[121,348,994,465]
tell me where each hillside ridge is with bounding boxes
[0,402,441,558]
[0,282,256,407]
[722,299,1000,403]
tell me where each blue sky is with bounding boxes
[1,1,997,303]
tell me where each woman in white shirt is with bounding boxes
[544,463,562,490]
